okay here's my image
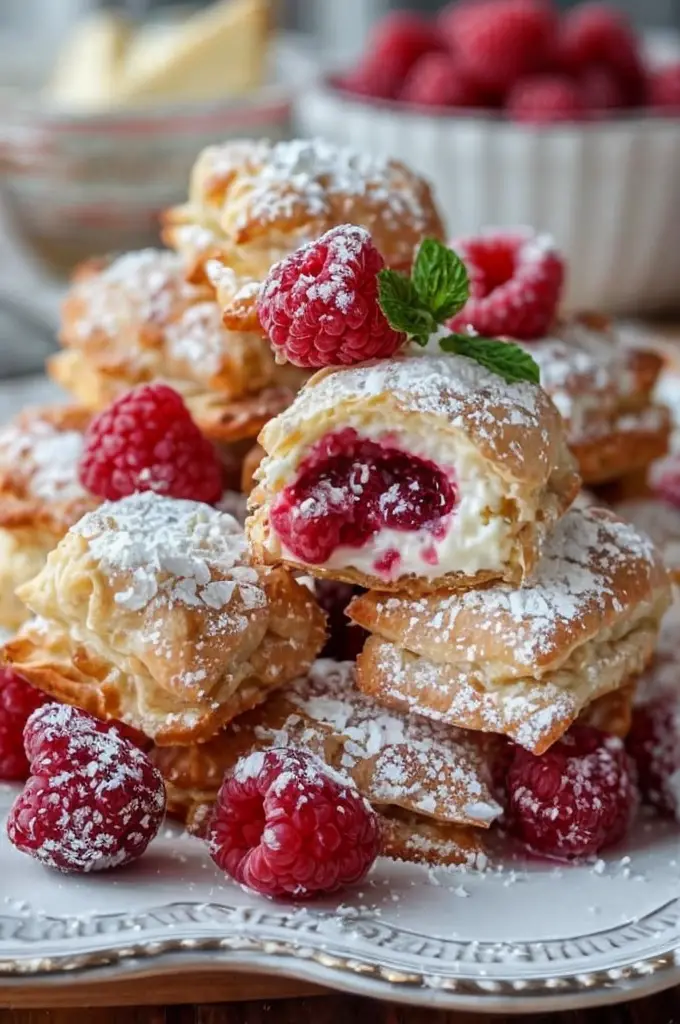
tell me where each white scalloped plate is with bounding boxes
[2,784,680,1014]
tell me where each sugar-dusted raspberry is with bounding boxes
[626,697,680,819]
[506,74,586,123]
[400,53,483,109]
[441,0,558,96]
[649,64,680,114]
[8,703,166,873]
[257,225,405,369]
[559,3,646,106]
[315,581,368,661]
[79,383,223,504]
[449,229,564,339]
[209,747,380,899]
[0,668,47,781]
[506,726,636,859]
[270,428,456,565]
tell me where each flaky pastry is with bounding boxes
[349,507,671,753]
[152,659,500,866]
[0,405,96,630]
[248,353,580,593]
[161,138,445,329]
[525,317,669,485]
[3,492,326,745]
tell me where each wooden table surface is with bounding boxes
[2,990,680,1024]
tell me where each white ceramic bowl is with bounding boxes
[297,79,680,314]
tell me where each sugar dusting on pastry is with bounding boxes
[73,492,264,614]
[164,301,230,377]
[0,416,87,503]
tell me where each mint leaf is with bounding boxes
[439,334,541,385]
[378,269,438,344]
[412,239,469,322]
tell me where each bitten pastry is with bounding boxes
[349,507,671,754]
[0,405,96,630]
[50,248,303,450]
[247,353,580,593]
[3,492,326,745]
[152,659,501,866]
[162,137,445,330]
[524,316,670,485]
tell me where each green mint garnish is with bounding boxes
[439,334,541,386]
[377,237,540,386]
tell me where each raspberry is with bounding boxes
[400,53,484,109]
[506,726,636,859]
[578,65,627,112]
[79,383,223,504]
[449,230,564,339]
[506,74,586,123]
[337,12,441,102]
[257,225,405,369]
[649,65,680,114]
[270,428,456,566]
[315,581,368,661]
[441,0,558,95]
[209,748,380,899]
[626,697,680,819]
[7,703,166,873]
[0,668,47,781]
[652,456,680,509]
[559,3,645,105]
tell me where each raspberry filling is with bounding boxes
[270,428,456,566]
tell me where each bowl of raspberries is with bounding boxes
[297,0,680,314]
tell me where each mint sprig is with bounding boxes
[440,334,540,386]
[377,237,540,386]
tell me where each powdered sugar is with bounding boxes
[165,302,229,376]
[0,416,87,503]
[73,492,264,614]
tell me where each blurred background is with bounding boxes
[1,0,680,376]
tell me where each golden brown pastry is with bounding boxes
[3,492,326,745]
[247,353,580,593]
[525,317,670,485]
[152,659,500,866]
[162,137,445,329]
[349,507,671,754]
[0,405,96,630]
[241,443,264,493]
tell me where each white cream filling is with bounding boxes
[263,424,526,581]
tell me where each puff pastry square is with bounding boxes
[152,659,501,866]
[526,317,670,485]
[248,353,580,593]
[349,507,671,753]
[0,405,96,630]
[3,492,326,745]
[161,138,445,330]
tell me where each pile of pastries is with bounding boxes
[2,135,680,875]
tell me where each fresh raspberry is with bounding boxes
[337,12,441,101]
[7,703,166,873]
[441,0,559,96]
[79,383,223,504]
[506,74,586,123]
[0,668,47,781]
[336,63,402,102]
[626,697,680,819]
[449,230,564,339]
[209,748,380,899]
[559,3,646,105]
[649,65,680,114]
[257,225,405,369]
[578,65,627,112]
[400,52,484,109]
[506,726,636,859]
[315,581,368,661]
[270,428,456,566]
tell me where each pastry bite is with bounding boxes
[152,659,501,866]
[247,353,580,593]
[162,137,445,329]
[3,492,326,745]
[349,507,671,754]
[524,317,670,485]
[0,405,96,630]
